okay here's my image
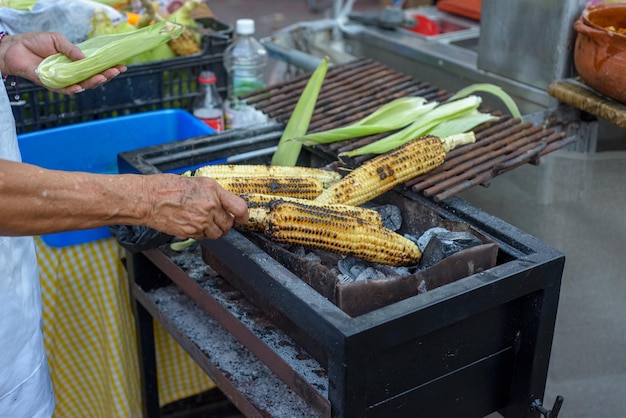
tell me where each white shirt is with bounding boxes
[0,78,55,417]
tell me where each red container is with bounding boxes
[436,0,482,21]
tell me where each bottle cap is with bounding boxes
[198,71,217,84]
[236,18,255,35]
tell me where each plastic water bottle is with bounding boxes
[192,71,224,133]
[223,18,268,128]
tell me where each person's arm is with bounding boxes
[0,31,126,94]
[0,159,249,240]
[0,31,249,239]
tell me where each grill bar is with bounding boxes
[240,58,575,202]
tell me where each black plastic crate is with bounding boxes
[5,18,232,133]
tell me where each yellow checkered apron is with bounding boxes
[35,236,216,418]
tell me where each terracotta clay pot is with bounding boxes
[574,3,626,104]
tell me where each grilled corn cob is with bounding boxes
[315,134,474,206]
[265,200,421,266]
[194,164,342,188]
[215,176,324,199]
[239,193,384,232]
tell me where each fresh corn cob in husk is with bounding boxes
[315,133,474,206]
[168,26,201,56]
[215,176,324,199]
[36,21,183,89]
[193,164,342,189]
[138,0,201,56]
[167,0,210,54]
[88,8,117,38]
[239,193,384,232]
[264,200,421,266]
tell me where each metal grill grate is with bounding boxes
[243,58,576,201]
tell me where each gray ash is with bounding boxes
[162,243,217,282]
[148,285,322,417]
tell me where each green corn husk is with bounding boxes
[447,83,522,120]
[170,238,196,251]
[427,109,498,138]
[293,96,437,145]
[342,95,483,157]
[88,8,118,38]
[0,0,38,10]
[166,0,204,44]
[271,57,329,166]
[126,42,177,65]
[168,0,201,27]
[36,20,183,89]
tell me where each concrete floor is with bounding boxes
[210,1,626,417]
[461,148,626,418]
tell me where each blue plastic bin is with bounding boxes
[18,109,214,247]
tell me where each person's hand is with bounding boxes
[142,174,250,241]
[0,32,126,95]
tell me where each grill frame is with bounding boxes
[118,60,568,416]
[122,189,563,418]
[120,133,564,417]
[199,191,564,418]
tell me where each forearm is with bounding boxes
[0,159,149,236]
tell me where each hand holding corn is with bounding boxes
[35,21,182,90]
[141,174,249,240]
[0,31,127,95]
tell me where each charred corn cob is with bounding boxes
[215,176,324,199]
[239,193,384,232]
[194,164,342,188]
[315,134,474,206]
[264,200,421,266]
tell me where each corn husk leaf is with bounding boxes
[88,8,118,38]
[36,20,183,89]
[447,83,522,120]
[170,238,196,251]
[271,57,329,166]
[342,95,483,157]
[293,97,437,145]
[427,109,498,138]
[126,42,177,64]
[167,0,202,27]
